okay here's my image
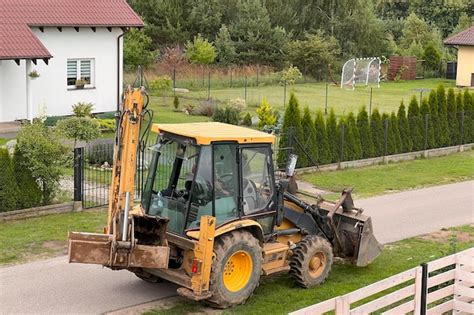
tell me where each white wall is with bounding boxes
[0,60,28,122]
[0,27,123,122]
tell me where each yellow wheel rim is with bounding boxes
[308,252,326,278]
[223,250,253,292]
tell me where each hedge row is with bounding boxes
[277,86,474,168]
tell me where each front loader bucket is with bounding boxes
[331,211,382,267]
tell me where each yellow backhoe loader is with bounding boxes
[68,87,382,308]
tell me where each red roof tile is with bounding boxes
[444,26,474,46]
[0,0,144,60]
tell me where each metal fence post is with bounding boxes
[420,263,428,315]
[73,147,84,210]
[207,71,211,100]
[384,118,389,159]
[424,114,429,151]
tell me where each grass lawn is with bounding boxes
[144,225,473,315]
[0,137,8,146]
[0,209,107,265]
[300,150,474,199]
[169,78,456,115]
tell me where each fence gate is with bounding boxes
[73,141,150,209]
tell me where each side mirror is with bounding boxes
[275,181,288,226]
[285,153,298,177]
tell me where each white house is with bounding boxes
[0,0,143,123]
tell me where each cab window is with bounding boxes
[241,146,274,215]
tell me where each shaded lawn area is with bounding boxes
[145,225,473,315]
[0,209,106,265]
[300,150,474,199]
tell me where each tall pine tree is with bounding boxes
[301,106,318,167]
[356,106,375,158]
[446,88,459,146]
[428,90,440,148]
[436,85,450,147]
[277,93,304,168]
[326,108,339,163]
[0,148,19,212]
[314,110,331,164]
[398,101,412,152]
[419,97,435,149]
[370,109,385,156]
[407,95,423,151]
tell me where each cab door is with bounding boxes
[240,145,276,234]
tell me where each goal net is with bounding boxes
[341,57,380,89]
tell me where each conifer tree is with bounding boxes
[446,88,459,145]
[0,148,19,212]
[356,106,375,158]
[398,101,412,152]
[345,112,362,161]
[326,108,339,162]
[301,106,318,167]
[428,90,440,148]
[337,116,346,161]
[277,93,304,168]
[390,112,402,154]
[436,85,450,146]
[13,148,42,209]
[407,95,423,151]
[314,110,331,164]
[382,113,392,155]
[370,109,384,156]
[419,97,435,149]
[455,91,464,145]
[463,90,473,143]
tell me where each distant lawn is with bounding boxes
[0,209,106,265]
[0,138,8,146]
[144,225,473,315]
[300,150,474,199]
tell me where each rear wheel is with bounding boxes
[205,230,262,308]
[289,235,333,288]
[132,269,162,283]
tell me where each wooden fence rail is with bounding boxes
[290,248,473,315]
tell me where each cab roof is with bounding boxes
[152,122,275,145]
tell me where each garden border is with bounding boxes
[0,202,75,222]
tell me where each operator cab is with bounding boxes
[141,122,277,235]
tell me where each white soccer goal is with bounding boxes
[341,57,381,89]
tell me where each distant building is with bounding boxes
[444,26,474,87]
[0,0,143,123]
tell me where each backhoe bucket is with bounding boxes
[355,217,381,266]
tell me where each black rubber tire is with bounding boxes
[289,235,333,288]
[205,230,262,309]
[133,269,162,283]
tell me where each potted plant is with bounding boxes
[75,78,87,89]
[28,70,40,79]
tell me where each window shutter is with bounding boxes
[67,60,77,86]
[80,60,91,84]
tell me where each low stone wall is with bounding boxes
[0,202,74,222]
[297,143,473,174]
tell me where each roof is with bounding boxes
[0,0,144,60]
[152,122,276,145]
[444,26,474,46]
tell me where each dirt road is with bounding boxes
[0,181,472,314]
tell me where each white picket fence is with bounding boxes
[290,247,473,315]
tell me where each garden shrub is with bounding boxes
[343,112,362,161]
[389,112,402,154]
[407,96,423,151]
[428,90,440,148]
[242,113,252,126]
[173,96,180,110]
[256,97,277,129]
[446,88,459,146]
[463,90,473,143]
[56,116,101,147]
[149,76,172,94]
[326,108,339,163]
[13,148,42,209]
[301,107,317,166]
[436,85,450,147]
[72,102,94,117]
[277,93,304,168]
[213,106,241,125]
[397,101,412,152]
[420,97,435,149]
[86,143,114,166]
[314,110,331,164]
[370,109,384,156]
[0,148,19,212]
[95,118,115,132]
[197,99,217,117]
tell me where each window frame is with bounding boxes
[67,58,95,89]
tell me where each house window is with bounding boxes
[67,59,94,88]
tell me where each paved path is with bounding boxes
[358,180,473,244]
[0,181,472,314]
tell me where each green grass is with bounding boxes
[145,225,473,315]
[0,209,107,265]
[300,150,474,199]
[0,138,8,146]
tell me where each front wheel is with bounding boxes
[205,230,262,309]
[289,235,333,288]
